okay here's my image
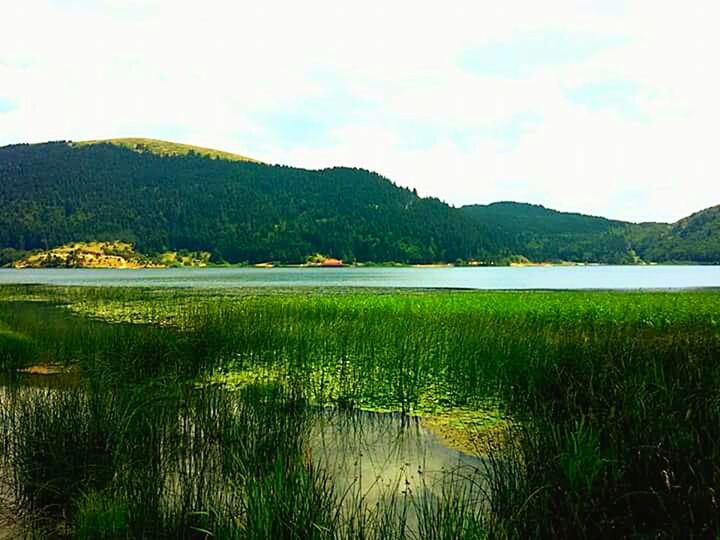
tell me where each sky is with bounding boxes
[1,1,719,223]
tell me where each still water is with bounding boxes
[0,265,719,289]
[0,383,486,534]
[310,409,486,507]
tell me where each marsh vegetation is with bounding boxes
[1,285,719,538]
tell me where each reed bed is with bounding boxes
[0,285,718,538]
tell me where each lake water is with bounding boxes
[310,410,486,507]
[0,266,719,290]
[0,381,487,534]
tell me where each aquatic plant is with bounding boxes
[0,285,719,537]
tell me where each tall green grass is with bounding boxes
[1,285,719,537]
[1,380,326,538]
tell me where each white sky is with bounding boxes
[1,0,719,223]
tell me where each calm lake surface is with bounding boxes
[0,265,719,289]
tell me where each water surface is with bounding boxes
[0,265,719,289]
[310,409,486,506]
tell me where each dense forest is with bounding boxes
[0,139,718,264]
[629,206,720,264]
[462,202,720,264]
[461,202,638,264]
[0,141,506,264]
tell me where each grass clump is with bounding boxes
[75,490,130,539]
[0,325,35,371]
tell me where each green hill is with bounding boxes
[462,201,720,264]
[461,202,624,235]
[0,140,504,264]
[631,205,720,263]
[73,138,259,163]
[461,202,638,264]
[0,139,717,265]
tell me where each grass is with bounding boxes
[0,285,719,537]
[75,490,130,539]
[0,324,35,371]
[73,137,259,163]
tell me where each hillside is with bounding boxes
[0,141,504,264]
[10,241,213,269]
[13,241,161,269]
[462,202,720,264]
[461,202,639,264]
[73,138,259,163]
[631,205,720,263]
[0,139,717,265]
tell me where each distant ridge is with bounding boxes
[73,137,260,163]
[0,139,501,264]
[0,138,718,265]
[460,201,636,264]
[633,204,720,263]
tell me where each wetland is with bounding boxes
[0,285,719,538]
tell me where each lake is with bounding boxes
[0,265,719,289]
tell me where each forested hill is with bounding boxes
[0,141,505,264]
[0,139,717,265]
[461,202,720,264]
[460,202,637,264]
[630,205,720,263]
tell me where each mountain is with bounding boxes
[631,205,720,263]
[0,139,717,265]
[0,140,504,264]
[73,138,259,163]
[460,202,637,264]
[461,202,720,264]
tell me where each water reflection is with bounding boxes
[0,382,489,536]
[310,408,488,529]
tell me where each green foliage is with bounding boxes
[463,201,624,237]
[462,202,636,263]
[75,490,130,539]
[1,286,720,537]
[2,141,717,264]
[235,459,337,540]
[0,141,503,264]
[631,205,720,263]
[0,247,27,266]
[557,418,605,493]
[5,388,117,520]
[0,325,35,370]
[413,480,487,540]
[462,201,720,264]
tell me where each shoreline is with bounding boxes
[3,262,719,270]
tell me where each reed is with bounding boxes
[0,284,718,537]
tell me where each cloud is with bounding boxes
[566,81,648,120]
[462,31,626,78]
[0,0,718,222]
[0,97,18,113]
